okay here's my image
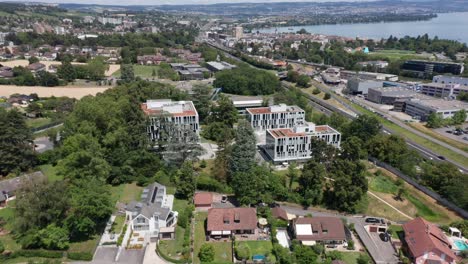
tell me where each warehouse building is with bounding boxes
[347,78,383,95]
[367,87,418,105]
[404,99,468,121]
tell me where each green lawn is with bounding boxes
[242,241,276,262]
[173,198,189,214]
[341,252,368,264]
[0,204,21,252]
[193,212,209,264]
[387,225,404,237]
[68,235,100,253]
[113,65,160,78]
[26,117,53,129]
[369,175,398,194]
[110,182,144,205]
[158,226,187,260]
[406,194,439,222]
[211,242,233,263]
[39,164,63,182]
[111,215,126,234]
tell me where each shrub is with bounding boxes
[312,87,321,95]
[324,92,331,100]
[117,224,127,246]
[13,249,63,258]
[199,244,215,262]
[235,243,251,260]
[67,252,93,261]
[347,240,355,250]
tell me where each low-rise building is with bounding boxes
[367,86,418,105]
[433,75,468,87]
[137,54,167,65]
[246,104,305,131]
[403,217,458,264]
[125,182,178,242]
[404,98,468,121]
[347,78,383,95]
[421,83,468,98]
[206,208,257,238]
[340,70,398,82]
[170,63,210,80]
[193,192,213,210]
[141,99,199,143]
[293,217,347,246]
[264,122,341,164]
[206,61,236,72]
[357,60,389,69]
[227,94,264,115]
[27,62,46,73]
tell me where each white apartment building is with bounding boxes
[97,16,123,25]
[264,122,341,164]
[141,99,199,143]
[246,104,305,131]
[433,75,468,87]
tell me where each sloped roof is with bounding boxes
[294,217,346,241]
[207,208,257,232]
[194,192,212,206]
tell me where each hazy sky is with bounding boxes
[12,0,372,6]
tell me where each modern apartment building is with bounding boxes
[246,104,305,131]
[420,83,468,98]
[264,122,341,164]
[402,60,464,78]
[141,99,199,143]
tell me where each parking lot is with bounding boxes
[434,126,468,144]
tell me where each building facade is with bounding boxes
[367,87,418,105]
[246,104,305,131]
[433,75,468,87]
[402,60,464,78]
[264,122,341,164]
[404,99,468,121]
[347,78,384,95]
[420,83,468,98]
[141,100,199,143]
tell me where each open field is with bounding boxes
[409,122,468,152]
[112,65,160,79]
[26,117,54,128]
[110,182,144,205]
[0,85,110,99]
[369,49,432,61]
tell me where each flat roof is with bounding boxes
[369,87,418,97]
[246,104,304,115]
[267,125,338,139]
[141,99,198,117]
[407,98,468,111]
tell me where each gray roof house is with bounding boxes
[0,171,45,206]
[125,182,178,242]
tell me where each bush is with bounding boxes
[13,249,63,258]
[235,243,251,260]
[312,87,321,95]
[117,224,127,246]
[156,244,188,264]
[199,244,215,262]
[324,92,331,100]
[0,240,4,253]
[347,240,355,250]
[67,251,93,261]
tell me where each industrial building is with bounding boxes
[340,70,398,82]
[402,60,464,78]
[404,98,468,121]
[347,78,383,95]
[367,87,418,105]
[433,75,468,87]
[246,104,305,131]
[264,122,341,164]
[206,61,236,72]
[420,83,468,98]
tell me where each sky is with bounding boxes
[10,0,373,6]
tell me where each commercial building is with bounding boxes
[125,182,178,242]
[233,26,243,40]
[402,60,464,78]
[141,99,199,143]
[206,61,236,72]
[357,60,389,69]
[340,70,398,82]
[321,73,341,85]
[227,95,264,115]
[293,217,347,246]
[433,75,468,87]
[170,63,210,80]
[420,83,468,98]
[402,217,458,264]
[367,86,418,105]
[246,104,305,131]
[264,122,341,164]
[97,16,123,25]
[404,98,468,121]
[347,78,383,95]
[206,208,257,238]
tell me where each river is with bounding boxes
[255,12,468,44]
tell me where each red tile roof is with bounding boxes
[272,207,288,221]
[402,217,457,261]
[194,192,213,207]
[207,208,257,232]
[294,217,346,241]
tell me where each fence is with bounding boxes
[369,157,468,219]
[31,121,63,133]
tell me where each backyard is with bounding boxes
[238,241,276,262]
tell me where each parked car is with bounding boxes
[437,156,446,160]
[380,232,390,242]
[365,217,380,224]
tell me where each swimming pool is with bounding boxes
[454,239,468,251]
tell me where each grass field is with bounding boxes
[158,226,187,260]
[369,175,398,194]
[387,225,404,237]
[112,65,160,79]
[241,241,276,262]
[26,117,54,129]
[341,252,368,264]
[39,164,63,182]
[111,215,125,234]
[193,212,209,264]
[110,182,144,205]
[368,49,430,61]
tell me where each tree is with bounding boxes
[452,110,467,125]
[341,136,367,161]
[293,243,317,264]
[228,120,256,177]
[343,114,381,141]
[396,186,407,201]
[37,224,69,250]
[87,57,108,81]
[151,68,157,79]
[120,64,135,83]
[235,243,251,260]
[426,112,444,128]
[0,108,36,175]
[299,161,325,206]
[28,56,39,64]
[324,92,331,100]
[37,71,60,87]
[286,70,299,83]
[296,75,311,88]
[213,66,279,95]
[199,244,215,262]
[175,161,196,199]
[192,83,213,122]
[357,254,371,264]
[57,60,76,82]
[231,166,269,205]
[0,240,4,253]
[65,179,113,240]
[208,94,238,128]
[287,162,299,191]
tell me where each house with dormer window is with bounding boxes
[125,182,178,242]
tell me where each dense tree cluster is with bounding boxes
[426,110,467,128]
[213,65,280,95]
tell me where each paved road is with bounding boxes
[281,205,399,264]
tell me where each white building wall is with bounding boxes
[247,109,306,130]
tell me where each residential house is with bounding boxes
[402,217,458,264]
[207,208,258,238]
[0,172,45,207]
[193,192,213,210]
[27,63,46,74]
[293,217,347,246]
[125,182,178,242]
[137,54,168,65]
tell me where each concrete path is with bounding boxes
[368,191,413,220]
[144,242,170,264]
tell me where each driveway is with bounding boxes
[33,136,54,153]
